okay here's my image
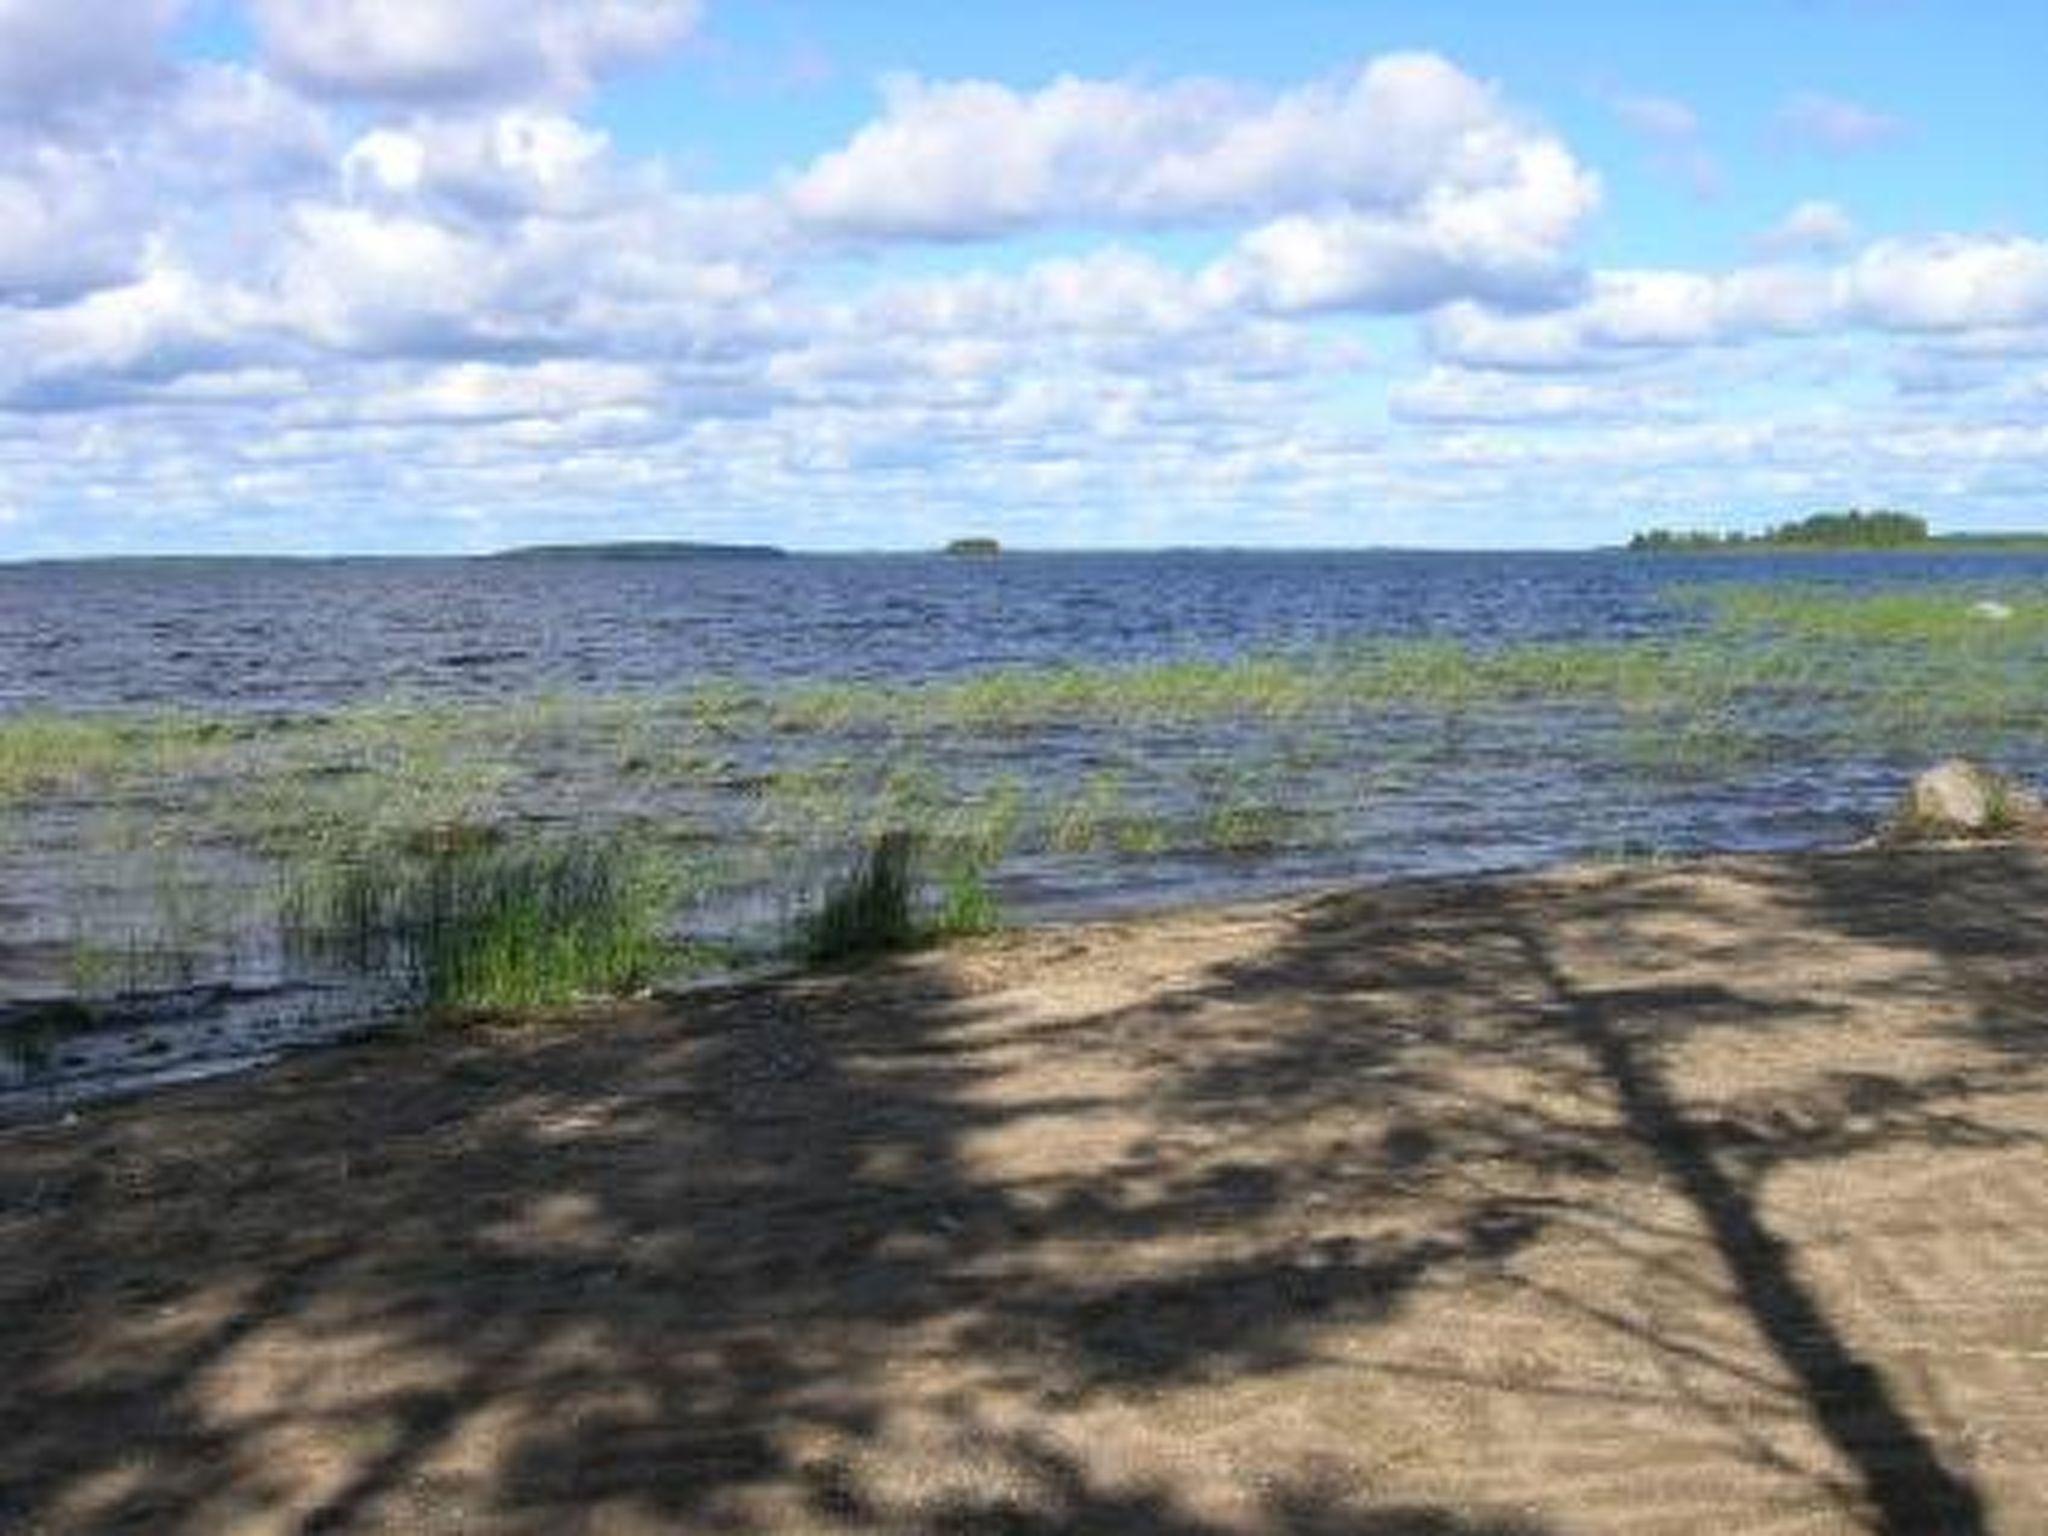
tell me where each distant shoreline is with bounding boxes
[9,540,2048,568]
[489,541,789,562]
[1626,509,2048,554]
[1626,535,2048,555]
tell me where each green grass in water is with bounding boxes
[0,710,217,805]
[799,831,1001,963]
[286,838,672,1015]
[799,831,923,963]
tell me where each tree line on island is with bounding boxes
[1629,510,1929,551]
[1628,510,2048,552]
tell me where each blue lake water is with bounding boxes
[5,546,2048,1112]
[7,547,2048,713]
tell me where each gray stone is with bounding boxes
[1898,758,2043,838]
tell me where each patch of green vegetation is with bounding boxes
[284,837,674,1015]
[797,831,1005,963]
[798,831,923,964]
[0,710,221,805]
[1632,509,1932,550]
[933,857,1002,937]
[1697,584,2048,645]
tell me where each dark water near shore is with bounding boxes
[8,547,2048,714]
[7,547,2048,1115]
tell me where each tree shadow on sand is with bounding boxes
[2,846,2043,1531]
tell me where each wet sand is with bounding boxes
[2,845,2045,1534]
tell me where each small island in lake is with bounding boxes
[944,537,1002,557]
[489,540,788,562]
[1628,510,2048,552]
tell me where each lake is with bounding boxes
[4,547,2047,1110]
[11,546,2048,713]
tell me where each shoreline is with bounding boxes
[4,839,2046,1529]
[2,834,2036,1124]
[0,838,1940,1123]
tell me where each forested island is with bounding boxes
[1628,510,2048,552]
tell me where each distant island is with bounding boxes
[944,537,1002,557]
[1627,510,2048,552]
[489,540,787,562]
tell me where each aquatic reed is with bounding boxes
[284,837,672,1014]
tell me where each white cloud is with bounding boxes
[1776,90,1906,152]
[343,112,614,216]
[1428,265,1834,368]
[859,249,1217,338]
[249,0,702,104]
[3,22,2045,554]
[154,65,334,185]
[786,54,1599,268]
[1211,137,1596,313]
[0,257,261,409]
[1431,237,2048,370]
[0,0,180,121]
[1757,199,1857,255]
[1843,236,2048,331]
[1425,303,1600,372]
[257,181,790,366]
[1388,366,1653,424]
[0,62,334,309]
[786,55,1599,315]
[271,204,525,354]
[338,360,665,424]
[0,151,140,305]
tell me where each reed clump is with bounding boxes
[799,831,923,963]
[0,710,217,805]
[285,837,672,1015]
[798,831,1002,963]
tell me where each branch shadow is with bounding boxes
[3,845,2041,1531]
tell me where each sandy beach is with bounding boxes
[3,844,2044,1534]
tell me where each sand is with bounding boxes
[2,845,2044,1534]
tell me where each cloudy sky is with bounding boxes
[2,0,2045,555]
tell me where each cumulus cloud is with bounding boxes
[1844,236,2048,331]
[1776,90,1905,152]
[249,0,703,104]
[1430,236,2048,370]
[1210,142,1596,313]
[272,205,521,354]
[0,0,180,121]
[0,152,141,305]
[787,54,1598,249]
[785,55,1600,315]
[0,60,335,312]
[1428,266,1833,369]
[343,112,616,217]
[0,258,263,410]
[3,17,2045,554]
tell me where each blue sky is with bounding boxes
[2,0,2045,554]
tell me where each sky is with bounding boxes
[2,0,2046,555]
